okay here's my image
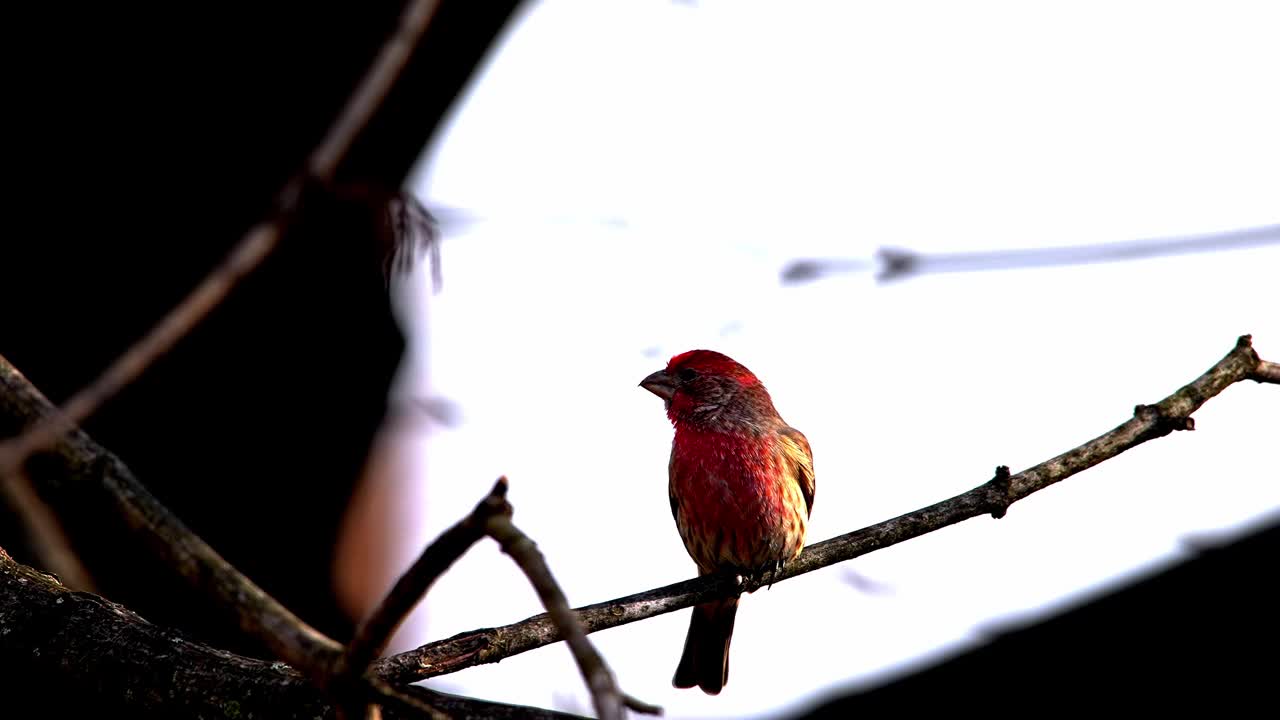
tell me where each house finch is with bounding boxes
[640,350,815,695]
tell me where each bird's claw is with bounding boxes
[738,559,787,594]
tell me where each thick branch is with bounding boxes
[0,546,588,720]
[375,334,1274,684]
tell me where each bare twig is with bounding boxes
[336,477,658,719]
[486,512,660,720]
[780,223,1280,284]
[0,0,443,482]
[333,479,510,709]
[375,334,1275,684]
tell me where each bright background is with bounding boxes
[379,2,1278,718]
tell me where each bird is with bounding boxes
[640,349,815,694]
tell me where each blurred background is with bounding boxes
[3,1,1278,718]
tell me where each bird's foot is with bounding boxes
[738,559,787,594]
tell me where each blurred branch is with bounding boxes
[781,223,1280,284]
[376,334,1277,684]
[0,0,443,482]
[0,464,95,591]
[388,395,462,428]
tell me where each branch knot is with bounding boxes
[984,465,1013,519]
[1134,403,1195,435]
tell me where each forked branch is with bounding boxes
[333,478,659,720]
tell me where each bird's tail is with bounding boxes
[673,596,739,695]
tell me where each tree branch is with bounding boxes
[0,545,589,720]
[375,334,1275,684]
[335,478,659,719]
[331,478,510,717]
[1254,359,1280,384]
[486,510,661,719]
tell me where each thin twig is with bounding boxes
[0,0,443,481]
[334,479,510,698]
[337,474,655,712]
[780,223,1280,284]
[375,334,1274,684]
[486,513,659,720]
[340,477,658,719]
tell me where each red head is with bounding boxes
[640,350,779,431]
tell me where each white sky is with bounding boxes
[385,1,1279,717]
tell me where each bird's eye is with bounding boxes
[677,368,698,382]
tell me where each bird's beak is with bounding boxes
[640,369,676,403]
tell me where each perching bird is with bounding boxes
[640,350,815,694]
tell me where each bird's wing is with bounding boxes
[777,425,815,517]
[668,445,680,523]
